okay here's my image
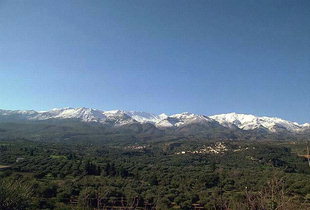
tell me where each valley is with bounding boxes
[0,108,310,209]
[0,138,310,209]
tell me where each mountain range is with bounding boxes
[0,107,309,135]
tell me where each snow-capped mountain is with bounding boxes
[209,112,305,132]
[125,111,167,123]
[155,112,214,128]
[102,110,137,126]
[0,108,136,126]
[0,109,38,120]
[0,108,309,133]
[33,107,107,122]
[302,123,310,128]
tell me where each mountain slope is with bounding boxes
[0,108,308,136]
[156,112,215,128]
[125,111,167,123]
[33,107,107,122]
[210,113,304,133]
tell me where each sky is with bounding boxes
[0,0,309,123]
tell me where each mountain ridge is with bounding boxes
[0,107,308,134]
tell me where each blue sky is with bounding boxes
[0,0,309,123]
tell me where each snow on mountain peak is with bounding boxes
[32,107,107,122]
[103,110,126,117]
[210,113,303,132]
[158,113,168,119]
[124,111,165,123]
[302,123,310,129]
[102,110,136,126]
[0,108,308,133]
[156,112,213,127]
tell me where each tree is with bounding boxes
[0,179,32,210]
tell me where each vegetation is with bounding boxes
[0,138,310,209]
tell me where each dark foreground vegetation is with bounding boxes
[0,138,310,210]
